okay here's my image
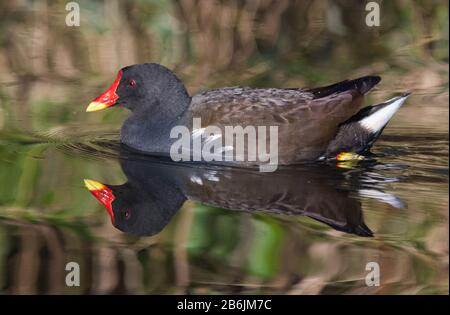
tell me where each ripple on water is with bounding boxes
[38,125,123,161]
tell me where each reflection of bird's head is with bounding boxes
[84,177,185,237]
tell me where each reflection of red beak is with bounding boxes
[86,70,122,112]
[84,179,115,223]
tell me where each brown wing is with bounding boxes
[187,77,379,163]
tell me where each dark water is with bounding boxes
[0,0,448,294]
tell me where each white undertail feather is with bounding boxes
[359,94,409,133]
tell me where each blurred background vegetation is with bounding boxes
[0,0,448,294]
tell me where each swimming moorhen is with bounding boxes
[83,148,377,237]
[86,63,409,165]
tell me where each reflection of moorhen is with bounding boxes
[84,149,374,237]
[85,63,409,164]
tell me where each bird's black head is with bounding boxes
[86,63,190,116]
[84,178,185,237]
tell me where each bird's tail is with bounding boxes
[307,75,381,98]
[324,93,410,158]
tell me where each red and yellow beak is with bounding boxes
[84,179,115,223]
[86,70,123,112]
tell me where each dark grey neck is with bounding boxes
[120,95,192,154]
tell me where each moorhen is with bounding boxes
[83,148,379,237]
[86,63,409,165]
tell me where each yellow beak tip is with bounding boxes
[86,102,108,112]
[83,179,105,191]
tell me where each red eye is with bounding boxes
[128,79,136,87]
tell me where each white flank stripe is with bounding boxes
[204,134,222,144]
[192,128,206,139]
[190,175,203,185]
